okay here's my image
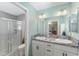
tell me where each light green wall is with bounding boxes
[36,3,72,37]
[36,3,79,39]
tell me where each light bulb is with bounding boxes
[57,11,61,16]
[56,10,67,16]
[62,10,67,15]
[48,22,52,25]
[39,15,42,19]
[42,14,47,18]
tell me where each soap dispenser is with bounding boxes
[62,31,67,39]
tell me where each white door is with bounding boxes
[32,40,45,56]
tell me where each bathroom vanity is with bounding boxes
[32,36,79,56]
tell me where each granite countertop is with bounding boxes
[32,36,79,48]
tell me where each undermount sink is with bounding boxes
[54,39,72,44]
[35,36,46,40]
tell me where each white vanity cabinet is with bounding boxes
[32,40,78,56]
[32,40,55,56]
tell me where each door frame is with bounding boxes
[11,2,29,56]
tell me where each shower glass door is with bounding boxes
[0,18,20,56]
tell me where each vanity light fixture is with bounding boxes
[39,15,43,19]
[42,14,47,18]
[48,22,52,25]
[57,11,61,16]
[56,9,67,16]
[62,10,67,15]
[38,13,47,19]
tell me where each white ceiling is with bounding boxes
[0,2,25,16]
[29,2,68,10]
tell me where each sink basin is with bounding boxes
[35,36,46,40]
[45,38,56,42]
[54,39,72,44]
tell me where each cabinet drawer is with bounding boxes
[45,42,54,49]
[32,40,44,46]
[44,42,54,56]
[32,40,45,56]
[54,49,77,56]
[54,49,64,56]
[32,45,45,56]
[54,44,77,53]
[66,52,77,56]
[77,49,79,56]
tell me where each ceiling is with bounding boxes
[0,2,25,16]
[0,2,68,16]
[29,2,68,10]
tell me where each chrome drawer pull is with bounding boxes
[47,49,51,52]
[47,45,51,46]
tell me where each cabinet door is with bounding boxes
[54,49,77,56]
[66,52,77,56]
[45,49,54,56]
[32,40,45,56]
[77,48,79,56]
[54,44,77,53]
[53,49,64,56]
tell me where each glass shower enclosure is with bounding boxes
[0,17,21,56]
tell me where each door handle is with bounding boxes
[47,45,51,46]
[62,53,64,56]
[65,53,67,56]
[64,52,67,56]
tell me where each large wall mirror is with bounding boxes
[69,8,79,33]
[48,20,59,38]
